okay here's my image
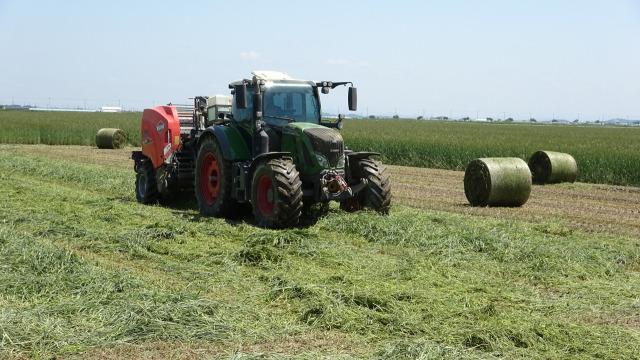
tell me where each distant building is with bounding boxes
[100,106,122,113]
[4,104,31,110]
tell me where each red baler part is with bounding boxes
[141,106,181,168]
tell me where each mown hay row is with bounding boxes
[464,157,532,207]
[96,128,127,149]
[528,150,577,184]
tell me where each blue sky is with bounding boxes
[1,0,639,121]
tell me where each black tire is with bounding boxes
[194,136,237,217]
[251,158,303,228]
[135,159,159,204]
[339,190,365,212]
[301,201,331,226]
[342,158,392,214]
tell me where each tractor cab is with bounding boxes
[229,71,356,162]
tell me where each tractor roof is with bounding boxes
[229,71,315,88]
[251,70,293,80]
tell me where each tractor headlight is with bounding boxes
[336,155,345,169]
[315,154,329,168]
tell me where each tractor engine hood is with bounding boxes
[282,122,345,170]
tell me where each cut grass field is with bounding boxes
[1,144,639,359]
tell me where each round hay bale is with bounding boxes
[528,150,577,184]
[464,157,532,207]
[96,128,127,149]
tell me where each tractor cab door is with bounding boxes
[231,86,255,152]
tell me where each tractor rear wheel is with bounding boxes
[342,158,391,214]
[251,158,303,228]
[195,137,237,217]
[135,159,159,204]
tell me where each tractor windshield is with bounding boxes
[262,82,320,127]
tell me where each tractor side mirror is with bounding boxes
[348,87,357,111]
[235,84,247,109]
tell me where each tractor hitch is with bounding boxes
[321,171,367,201]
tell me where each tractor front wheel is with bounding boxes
[251,158,303,228]
[342,158,392,214]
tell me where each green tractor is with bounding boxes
[132,71,391,228]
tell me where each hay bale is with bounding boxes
[464,157,532,207]
[528,150,577,184]
[96,128,126,149]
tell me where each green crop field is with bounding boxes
[0,110,141,147]
[1,144,639,359]
[342,118,640,187]
[1,110,638,186]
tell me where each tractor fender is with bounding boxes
[249,152,292,177]
[198,126,251,161]
[345,151,380,160]
[345,151,381,184]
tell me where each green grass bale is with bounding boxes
[464,157,532,207]
[96,128,127,149]
[528,150,578,184]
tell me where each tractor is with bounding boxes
[132,71,391,228]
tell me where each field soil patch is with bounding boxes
[390,164,640,238]
[2,144,133,170]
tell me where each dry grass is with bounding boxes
[390,164,640,238]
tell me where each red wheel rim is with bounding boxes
[200,152,220,205]
[257,174,275,217]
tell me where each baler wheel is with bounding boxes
[135,159,159,204]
